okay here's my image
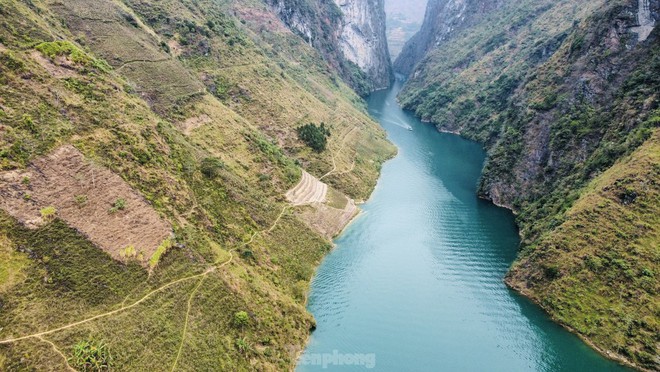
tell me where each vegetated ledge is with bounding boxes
[504,131,660,371]
[506,284,649,371]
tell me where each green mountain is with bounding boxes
[395,0,659,369]
[0,0,394,370]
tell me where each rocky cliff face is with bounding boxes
[393,0,502,76]
[265,0,392,93]
[334,0,392,89]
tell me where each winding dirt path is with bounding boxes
[170,275,207,371]
[37,336,76,372]
[320,127,359,181]
[0,204,290,348]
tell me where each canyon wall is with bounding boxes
[266,0,392,93]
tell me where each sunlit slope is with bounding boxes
[0,0,393,370]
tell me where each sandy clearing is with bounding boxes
[180,114,213,135]
[0,145,172,265]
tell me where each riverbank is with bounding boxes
[297,81,628,371]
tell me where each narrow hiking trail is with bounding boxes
[37,335,76,372]
[0,205,291,349]
[320,127,358,181]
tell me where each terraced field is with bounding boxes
[286,171,360,239]
[285,170,328,206]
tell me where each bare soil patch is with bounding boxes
[297,200,358,239]
[233,6,288,33]
[0,145,171,266]
[180,114,212,135]
[285,170,358,238]
[30,51,77,79]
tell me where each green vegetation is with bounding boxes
[69,340,112,371]
[233,311,250,328]
[296,123,331,152]
[40,206,57,220]
[35,41,111,72]
[149,239,172,269]
[0,0,394,370]
[119,245,138,259]
[397,0,659,368]
[108,198,126,213]
[508,130,660,368]
[75,194,88,207]
[200,157,225,179]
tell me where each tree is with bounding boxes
[200,157,225,179]
[296,123,331,152]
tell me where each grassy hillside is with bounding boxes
[508,129,659,368]
[396,0,658,369]
[0,0,394,370]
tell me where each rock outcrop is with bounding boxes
[333,0,392,90]
[265,0,392,93]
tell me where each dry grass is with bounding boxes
[0,145,172,265]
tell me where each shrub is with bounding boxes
[109,198,126,213]
[233,311,249,328]
[40,206,57,220]
[296,123,331,152]
[69,340,112,371]
[119,245,137,259]
[200,157,225,179]
[75,195,88,207]
[35,41,111,72]
[235,337,251,354]
[543,264,561,280]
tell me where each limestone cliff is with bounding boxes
[393,0,502,76]
[334,0,392,90]
[265,0,392,93]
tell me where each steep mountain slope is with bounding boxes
[266,0,392,94]
[0,0,394,370]
[395,0,659,369]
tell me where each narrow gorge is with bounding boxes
[266,0,392,94]
[0,0,657,370]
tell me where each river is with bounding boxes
[297,80,629,371]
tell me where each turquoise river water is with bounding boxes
[297,80,629,371]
